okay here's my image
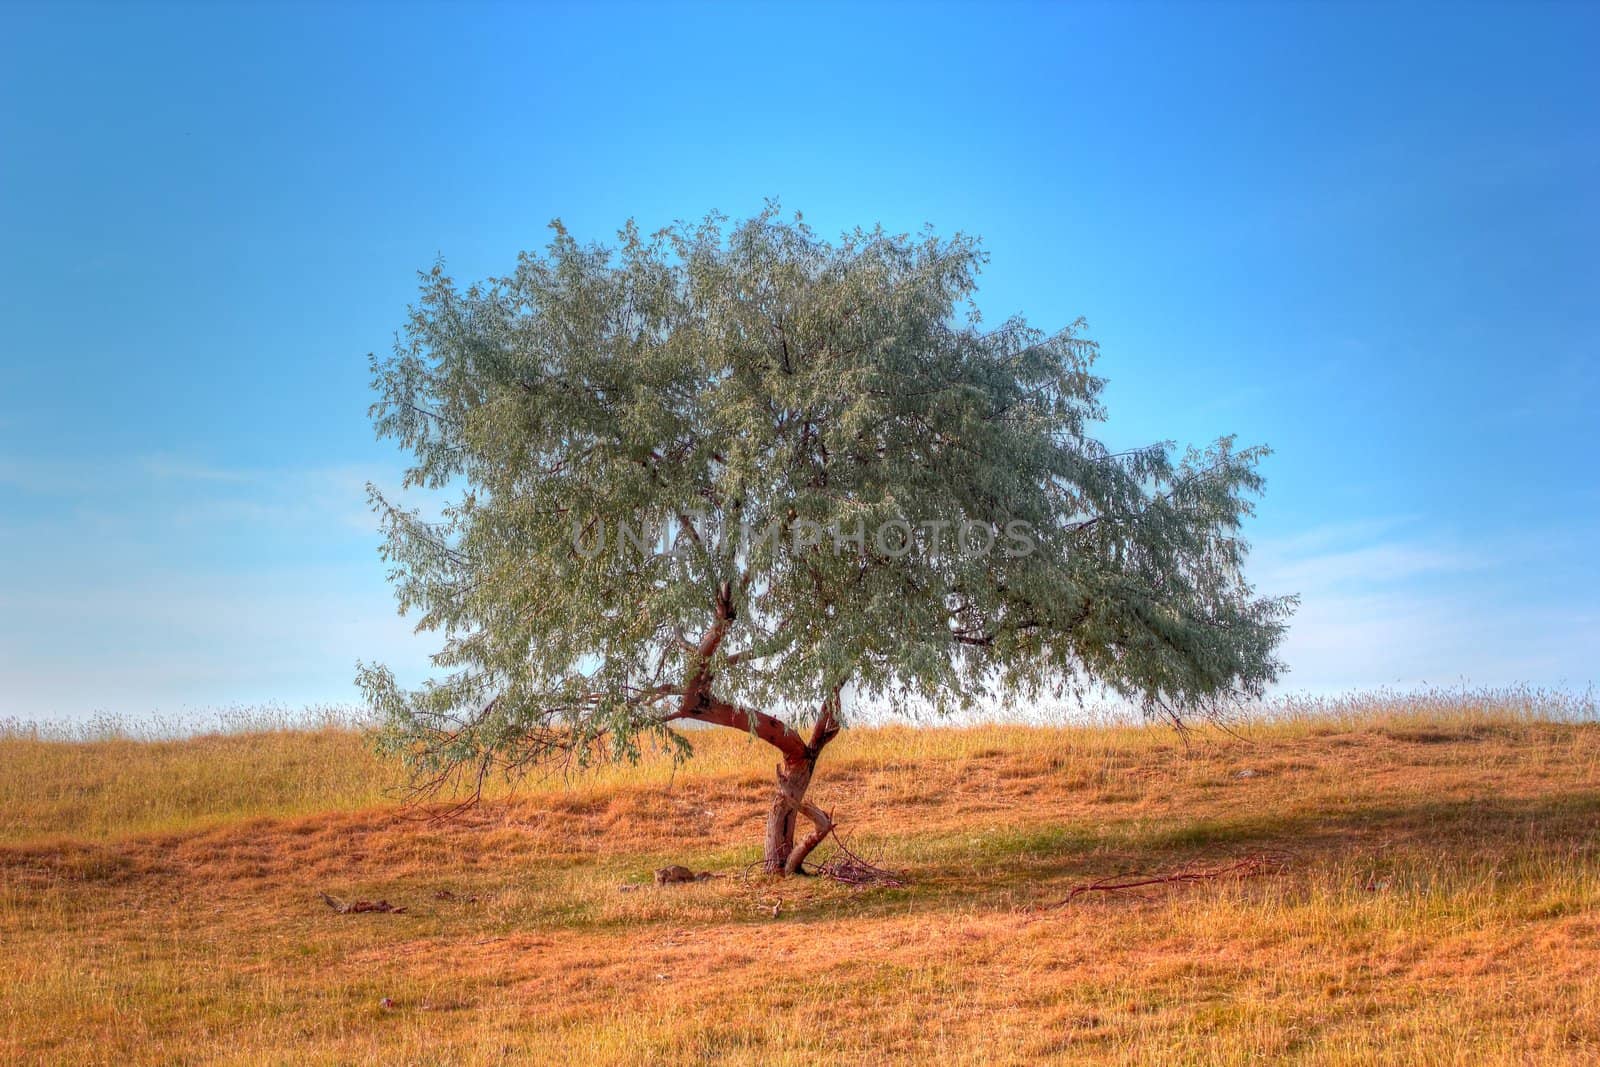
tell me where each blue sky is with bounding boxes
[1,1,1595,720]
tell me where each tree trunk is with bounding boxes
[668,613,843,876]
[763,753,834,874]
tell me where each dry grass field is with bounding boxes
[2,692,1598,1065]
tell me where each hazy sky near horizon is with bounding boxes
[1,1,1596,720]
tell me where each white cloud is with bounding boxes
[0,565,437,719]
[0,451,447,721]
[1252,518,1596,693]
[138,454,256,483]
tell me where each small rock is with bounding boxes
[1235,768,1258,779]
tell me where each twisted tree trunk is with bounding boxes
[764,751,835,874]
[668,688,840,875]
[668,589,842,876]
[762,690,841,874]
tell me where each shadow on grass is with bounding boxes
[11,781,1597,936]
[773,788,1600,921]
[471,786,1600,931]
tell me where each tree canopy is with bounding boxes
[359,207,1292,867]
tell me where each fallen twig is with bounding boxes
[1046,851,1290,907]
[806,832,907,888]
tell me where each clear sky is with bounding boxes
[1,1,1595,720]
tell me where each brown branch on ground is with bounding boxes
[1045,851,1291,907]
[320,891,407,914]
[805,832,908,888]
[733,829,905,887]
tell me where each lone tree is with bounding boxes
[360,208,1292,875]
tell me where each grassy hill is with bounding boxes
[3,694,1598,1064]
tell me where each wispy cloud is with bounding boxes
[0,453,392,537]
[0,451,427,719]
[0,564,436,718]
[138,454,257,483]
[1253,517,1595,693]
[1253,536,1481,591]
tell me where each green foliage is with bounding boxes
[360,206,1292,784]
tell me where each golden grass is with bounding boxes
[2,692,1598,1064]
